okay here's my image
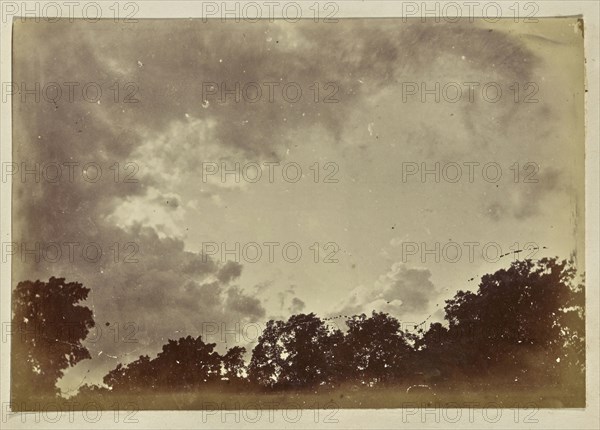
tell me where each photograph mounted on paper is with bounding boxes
[9,17,585,410]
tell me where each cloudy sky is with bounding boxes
[12,18,584,393]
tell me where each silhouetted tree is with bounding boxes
[247,320,286,388]
[12,277,95,402]
[342,312,413,385]
[421,258,585,386]
[222,346,247,380]
[414,322,458,382]
[92,256,584,403]
[104,355,154,393]
[104,335,222,392]
[155,335,221,388]
[76,383,111,397]
[248,313,343,389]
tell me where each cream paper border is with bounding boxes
[0,1,598,428]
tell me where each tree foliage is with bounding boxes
[248,313,344,389]
[427,258,585,384]
[13,258,586,400]
[103,335,233,392]
[12,277,95,401]
[342,312,414,384]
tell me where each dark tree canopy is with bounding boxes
[104,335,223,392]
[418,258,585,385]
[12,277,95,401]
[222,346,247,380]
[246,319,286,388]
[343,312,413,384]
[103,336,251,392]
[248,313,344,389]
[13,257,586,405]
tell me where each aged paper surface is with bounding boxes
[1,1,598,429]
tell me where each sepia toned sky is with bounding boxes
[12,18,584,393]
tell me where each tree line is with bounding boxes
[11,258,585,403]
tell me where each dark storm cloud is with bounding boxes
[13,19,539,175]
[217,261,243,284]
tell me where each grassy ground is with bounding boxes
[11,383,585,411]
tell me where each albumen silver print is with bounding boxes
[1,1,598,429]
